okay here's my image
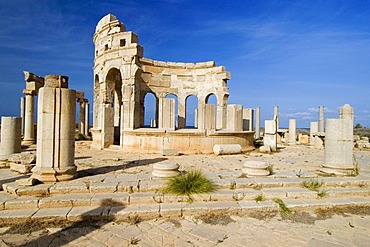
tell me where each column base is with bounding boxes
[318,164,356,176]
[31,165,77,182]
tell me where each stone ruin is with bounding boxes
[91,14,254,154]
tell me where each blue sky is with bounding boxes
[0,0,369,128]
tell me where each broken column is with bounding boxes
[288,119,296,145]
[0,117,22,156]
[318,105,325,132]
[274,106,279,130]
[320,104,355,176]
[31,75,77,182]
[243,108,254,131]
[213,144,242,155]
[263,118,277,151]
[23,71,44,144]
[309,122,318,145]
[255,107,261,139]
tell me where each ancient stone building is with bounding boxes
[91,14,254,153]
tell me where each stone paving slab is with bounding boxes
[32,207,71,221]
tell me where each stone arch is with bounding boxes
[185,94,198,128]
[105,67,122,144]
[143,92,158,127]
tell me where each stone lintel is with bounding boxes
[44,75,69,88]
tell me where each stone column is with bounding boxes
[309,122,318,145]
[20,97,25,136]
[78,99,87,135]
[0,117,22,156]
[23,91,35,144]
[274,106,279,130]
[243,108,254,131]
[318,106,325,132]
[84,103,89,136]
[340,104,354,120]
[177,96,186,129]
[158,98,175,131]
[288,119,296,145]
[255,107,261,139]
[321,118,354,176]
[226,104,243,131]
[204,104,216,131]
[31,75,77,182]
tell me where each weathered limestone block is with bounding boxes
[255,107,261,139]
[152,161,180,178]
[242,108,254,131]
[213,144,242,155]
[158,98,175,131]
[309,122,318,145]
[9,152,36,174]
[226,104,243,131]
[242,161,271,176]
[31,75,77,182]
[298,134,309,144]
[259,145,271,153]
[263,119,277,151]
[161,149,179,156]
[0,117,22,156]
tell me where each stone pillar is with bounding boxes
[158,98,175,131]
[0,117,22,156]
[264,119,277,151]
[288,119,296,145]
[309,122,318,145]
[23,92,35,144]
[204,104,216,131]
[78,99,87,135]
[318,106,325,132]
[194,109,198,128]
[20,97,25,136]
[255,107,261,139]
[226,104,243,131]
[321,118,354,176]
[274,106,279,129]
[340,104,354,120]
[177,96,186,129]
[84,103,89,136]
[243,108,254,131]
[31,75,77,182]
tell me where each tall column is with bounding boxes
[255,107,261,139]
[177,96,186,129]
[23,92,35,144]
[318,106,325,132]
[32,75,77,182]
[274,106,279,129]
[288,119,296,145]
[84,103,89,136]
[0,117,22,156]
[20,97,25,136]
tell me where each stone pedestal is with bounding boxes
[152,161,180,178]
[31,75,77,182]
[242,161,270,176]
[159,98,175,131]
[0,117,22,156]
[288,119,296,145]
[263,119,277,151]
[213,144,242,155]
[320,118,354,176]
[226,104,243,131]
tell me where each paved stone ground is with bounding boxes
[0,211,369,246]
[0,141,369,246]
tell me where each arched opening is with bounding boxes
[185,94,198,128]
[205,93,217,130]
[143,92,157,128]
[105,68,122,145]
[165,94,179,128]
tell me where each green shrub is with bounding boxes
[163,169,216,202]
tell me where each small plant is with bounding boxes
[301,179,324,191]
[254,194,265,202]
[267,164,274,175]
[153,189,164,203]
[272,198,291,214]
[295,169,305,178]
[358,181,367,188]
[230,181,237,190]
[130,237,140,245]
[163,169,216,203]
[317,188,328,198]
[128,214,142,225]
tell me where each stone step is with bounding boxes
[0,196,369,225]
[1,186,370,212]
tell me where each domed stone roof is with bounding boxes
[95,14,123,33]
